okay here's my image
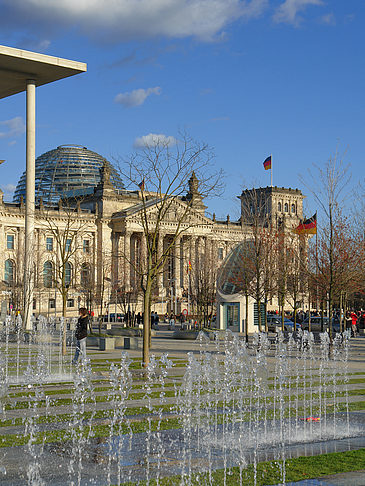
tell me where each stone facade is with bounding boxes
[0,171,305,323]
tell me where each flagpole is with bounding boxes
[271,153,273,187]
[315,212,318,311]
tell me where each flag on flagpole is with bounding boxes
[187,260,192,274]
[263,155,272,170]
[292,213,317,235]
[138,179,145,191]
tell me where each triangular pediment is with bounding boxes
[111,196,213,227]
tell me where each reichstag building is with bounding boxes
[0,144,305,332]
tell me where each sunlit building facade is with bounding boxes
[0,146,306,332]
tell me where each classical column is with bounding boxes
[24,79,36,330]
[157,232,164,289]
[174,237,181,296]
[188,235,197,300]
[111,232,120,286]
[124,231,131,290]
[196,236,203,268]
[140,233,147,276]
[204,237,211,278]
[189,236,197,270]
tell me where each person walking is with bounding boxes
[350,311,358,337]
[168,313,176,330]
[72,307,88,365]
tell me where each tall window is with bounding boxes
[46,237,53,251]
[65,262,72,286]
[218,248,224,260]
[83,239,90,254]
[81,263,90,287]
[291,203,296,214]
[6,235,14,250]
[284,203,289,212]
[4,259,14,284]
[65,238,72,252]
[43,261,53,288]
[278,202,282,212]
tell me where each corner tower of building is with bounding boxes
[239,186,304,229]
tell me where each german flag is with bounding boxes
[292,213,317,235]
[138,179,145,191]
[263,155,272,170]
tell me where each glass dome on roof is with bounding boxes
[13,145,124,204]
[217,241,255,295]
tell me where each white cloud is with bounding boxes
[0,117,25,139]
[273,0,323,25]
[133,133,177,148]
[1,184,16,201]
[1,0,268,42]
[320,13,335,26]
[211,116,230,121]
[114,87,161,107]
[16,36,51,52]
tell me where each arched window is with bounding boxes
[43,261,53,288]
[291,203,296,213]
[4,259,14,285]
[81,263,90,287]
[284,203,289,212]
[65,262,72,287]
[278,202,282,212]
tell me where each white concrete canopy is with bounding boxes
[0,45,87,99]
[0,44,86,330]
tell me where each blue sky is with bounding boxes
[0,0,363,219]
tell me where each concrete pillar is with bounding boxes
[24,79,36,330]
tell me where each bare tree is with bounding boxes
[283,233,307,330]
[189,250,217,328]
[239,188,277,332]
[38,199,93,354]
[115,133,223,366]
[309,215,363,327]
[300,152,351,340]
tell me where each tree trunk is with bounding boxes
[62,291,67,355]
[143,282,152,367]
[308,290,311,333]
[257,298,262,332]
[245,292,249,343]
[264,299,268,332]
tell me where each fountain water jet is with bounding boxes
[0,316,362,485]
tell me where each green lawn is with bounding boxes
[119,448,365,485]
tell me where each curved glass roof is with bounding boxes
[13,145,124,204]
[217,240,255,295]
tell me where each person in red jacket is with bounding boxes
[350,311,358,337]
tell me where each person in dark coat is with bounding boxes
[72,307,88,365]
